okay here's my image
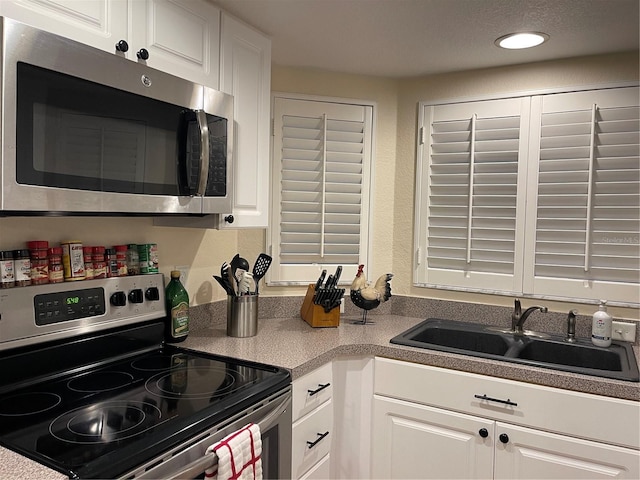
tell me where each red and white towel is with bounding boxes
[204,423,262,480]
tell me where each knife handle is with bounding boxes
[315,270,327,291]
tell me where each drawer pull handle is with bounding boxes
[307,431,329,449]
[474,394,517,407]
[307,383,330,396]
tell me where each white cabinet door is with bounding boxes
[129,0,220,88]
[0,0,128,52]
[494,422,640,480]
[219,13,271,228]
[372,396,494,479]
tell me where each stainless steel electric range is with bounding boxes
[0,274,291,479]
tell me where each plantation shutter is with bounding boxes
[269,97,373,284]
[415,98,530,293]
[524,86,640,303]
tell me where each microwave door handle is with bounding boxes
[195,110,210,196]
[164,391,291,480]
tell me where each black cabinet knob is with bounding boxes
[110,291,127,307]
[478,428,489,438]
[145,287,160,301]
[499,433,509,444]
[224,215,235,224]
[137,48,150,60]
[128,289,144,304]
[115,39,129,52]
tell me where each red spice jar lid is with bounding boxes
[27,240,49,250]
[114,245,128,252]
[92,246,105,253]
[83,246,93,254]
[48,247,63,256]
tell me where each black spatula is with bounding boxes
[252,253,272,293]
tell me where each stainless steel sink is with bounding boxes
[390,319,639,382]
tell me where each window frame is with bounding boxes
[414,83,640,307]
[267,93,375,286]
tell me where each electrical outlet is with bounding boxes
[611,321,636,342]
[175,265,190,285]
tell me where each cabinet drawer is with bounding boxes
[299,453,331,480]
[292,399,333,479]
[374,357,640,449]
[292,362,333,421]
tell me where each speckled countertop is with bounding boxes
[183,313,640,402]
[2,296,638,480]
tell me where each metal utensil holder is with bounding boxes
[227,295,258,337]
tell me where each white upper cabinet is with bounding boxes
[129,0,220,88]
[218,12,271,228]
[0,0,220,88]
[0,0,128,51]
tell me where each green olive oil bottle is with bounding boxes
[165,270,189,343]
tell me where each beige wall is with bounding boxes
[2,52,638,319]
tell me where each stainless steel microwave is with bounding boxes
[0,17,233,216]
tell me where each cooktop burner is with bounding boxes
[0,346,289,479]
[0,392,62,416]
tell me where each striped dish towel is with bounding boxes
[205,423,262,480]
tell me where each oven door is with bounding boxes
[125,387,292,480]
[1,17,233,215]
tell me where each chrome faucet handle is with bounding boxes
[566,310,578,342]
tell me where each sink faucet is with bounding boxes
[511,298,548,334]
[565,310,578,342]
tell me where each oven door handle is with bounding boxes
[166,391,291,480]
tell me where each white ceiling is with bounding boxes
[213,0,639,78]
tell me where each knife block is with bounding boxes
[300,284,340,328]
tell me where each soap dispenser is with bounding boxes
[591,300,612,347]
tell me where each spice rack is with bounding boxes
[300,284,341,328]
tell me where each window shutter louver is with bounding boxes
[416,98,528,292]
[527,87,640,303]
[270,97,373,284]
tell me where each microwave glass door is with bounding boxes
[16,62,226,199]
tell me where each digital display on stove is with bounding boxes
[0,348,289,479]
[34,288,105,326]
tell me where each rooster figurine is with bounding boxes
[349,264,393,324]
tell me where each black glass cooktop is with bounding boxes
[0,329,289,479]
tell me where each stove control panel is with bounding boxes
[35,287,106,326]
[0,274,166,352]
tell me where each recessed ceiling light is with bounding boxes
[495,32,549,49]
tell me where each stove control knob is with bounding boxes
[145,287,160,301]
[128,289,144,304]
[110,291,127,307]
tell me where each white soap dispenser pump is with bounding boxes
[591,300,612,347]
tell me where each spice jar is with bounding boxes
[115,245,128,277]
[138,243,159,274]
[92,246,107,279]
[61,240,85,281]
[126,244,139,275]
[48,247,64,284]
[14,249,31,287]
[27,241,49,285]
[83,246,94,280]
[105,248,118,277]
[0,251,15,288]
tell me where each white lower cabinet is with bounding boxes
[372,357,640,480]
[494,422,640,480]
[291,362,333,479]
[372,396,494,479]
